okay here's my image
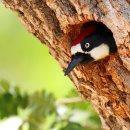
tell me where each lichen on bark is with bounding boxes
[1,0,130,129]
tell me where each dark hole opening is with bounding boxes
[81,21,113,35]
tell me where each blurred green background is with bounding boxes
[0,3,101,130]
[0,3,73,98]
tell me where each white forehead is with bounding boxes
[71,44,84,55]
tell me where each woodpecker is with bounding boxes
[65,21,117,75]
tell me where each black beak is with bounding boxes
[64,53,94,76]
[64,54,85,76]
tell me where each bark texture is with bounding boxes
[1,0,130,129]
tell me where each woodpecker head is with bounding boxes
[65,23,116,75]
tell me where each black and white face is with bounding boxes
[71,35,110,61]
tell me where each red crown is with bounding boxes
[72,25,97,46]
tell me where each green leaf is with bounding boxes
[59,122,85,130]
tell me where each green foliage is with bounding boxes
[0,80,101,130]
[0,80,28,119]
[64,90,101,130]
[26,91,56,130]
[59,122,86,130]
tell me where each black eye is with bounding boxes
[85,43,90,48]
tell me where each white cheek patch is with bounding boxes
[89,44,109,60]
[71,44,84,55]
[71,43,109,61]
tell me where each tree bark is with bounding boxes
[1,0,130,129]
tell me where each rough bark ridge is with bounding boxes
[1,0,130,129]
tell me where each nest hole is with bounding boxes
[71,21,117,54]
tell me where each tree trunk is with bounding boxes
[1,0,130,129]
